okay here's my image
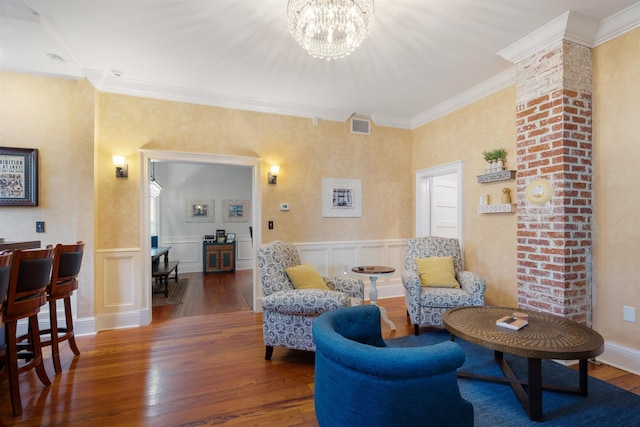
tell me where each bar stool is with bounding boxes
[0,251,13,352]
[40,241,84,374]
[2,247,55,416]
[0,252,10,427]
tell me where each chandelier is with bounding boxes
[287,0,375,60]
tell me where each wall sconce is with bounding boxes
[268,165,279,185]
[113,155,128,178]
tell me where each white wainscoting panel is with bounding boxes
[295,239,406,300]
[162,235,254,273]
[235,236,254,270]
[160,236,202,273]
[95,248,143,330]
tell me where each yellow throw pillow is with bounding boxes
[285,263,329,290]
[415,256,460,288]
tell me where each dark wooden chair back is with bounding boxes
[49,242,84,298]
[0,251,13,324]
[4,248,55,320]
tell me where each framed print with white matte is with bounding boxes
[322,178,362,218]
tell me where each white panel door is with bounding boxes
[431,173,458,238]
[415,161,463,244]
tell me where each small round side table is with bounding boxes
[351,266,396,330]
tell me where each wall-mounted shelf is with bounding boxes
[477,170,516,183]
[478,204,516,214]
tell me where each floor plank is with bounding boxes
[0,270,637,426]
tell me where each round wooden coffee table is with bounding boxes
[443,306,604,422]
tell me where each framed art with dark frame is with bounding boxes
[0,147,39,206]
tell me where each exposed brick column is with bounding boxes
[515,40,593,325]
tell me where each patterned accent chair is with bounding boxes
[402,236,486,335]
[258,240,364,360]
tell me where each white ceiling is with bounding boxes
[1,0,638,129]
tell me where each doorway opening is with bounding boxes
[139,150,262,324]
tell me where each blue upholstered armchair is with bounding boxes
[313,305,474,427]
[403,236,486,334]
[258,241,364,360]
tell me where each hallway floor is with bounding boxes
[152,269,253,322]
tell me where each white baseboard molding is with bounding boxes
[598,340,640,376]
[95,311,149,331]
[74,316,97,337]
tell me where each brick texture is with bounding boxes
[515,40,593,325]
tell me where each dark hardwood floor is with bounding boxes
[0,270,637,426]
[152,270,254,322]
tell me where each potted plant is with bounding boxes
[482,150,496,173]
[494,148,507,171]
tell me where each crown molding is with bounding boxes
[82,6,638,131]
[84,68,355,123]
[498,11,599,63]
[410,67,516,130]
[498,5,640,64]
[594,2,640,46]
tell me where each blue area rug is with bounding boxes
[392,331,640,426]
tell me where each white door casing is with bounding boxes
[415,161,464,246]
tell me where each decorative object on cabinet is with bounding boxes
[526,179,553,205]
[322,178,362,217]
[186,199,214,223]
[203,241,235,273]
[226,233,236,243]
[0,147,38,206]
[223,199,250,222]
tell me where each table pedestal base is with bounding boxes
[456,350,589,422]
[369,276,396,330]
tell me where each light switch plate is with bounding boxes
[623,306,636,322]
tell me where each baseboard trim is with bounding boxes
[598,340,640,376]
[95,311,148,331]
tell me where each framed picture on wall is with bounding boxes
[186,199,214,222]
[322,178,362,217]
[223,199,250,222]
[0,147,38,206]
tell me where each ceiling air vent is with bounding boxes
[351,117,370,135]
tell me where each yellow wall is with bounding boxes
[412,87,519,307]
[0,27,638,354]
[95,92,413,249]
[592,28,640,348]
[0,73,96,318]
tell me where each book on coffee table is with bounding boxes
[496,315,528,330]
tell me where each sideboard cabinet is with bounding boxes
[203,241,235,273]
